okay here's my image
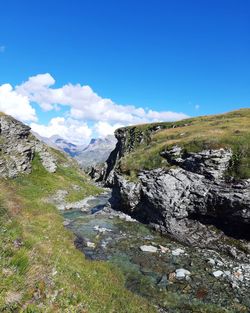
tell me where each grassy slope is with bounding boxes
[120,109,250,180]
[0,152,156,313]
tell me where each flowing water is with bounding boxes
[62,192,250,312]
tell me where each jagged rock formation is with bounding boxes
[100,120,250,255]
[0,114,57,178]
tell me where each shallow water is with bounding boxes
[62,192,250,312]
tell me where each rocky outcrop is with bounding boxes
[102,125,164,183]
[107,144,250,255]
[0,114,57,178]
[101,122,192,183]
[160,145,232,179]
[34,141,57,173]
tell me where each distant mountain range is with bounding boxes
[74,135,117,168]
[33,132,117,168]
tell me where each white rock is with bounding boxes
[172,248,185,256]
[159,245,170,253]
[207,258,216,266]
[213,270,224,278]
[86,241,96,248]
[175,268,191,279]
[140,245,158,253]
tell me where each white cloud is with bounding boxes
[30,117,92,145]
[0,73,189,145]
[16,73,56,110]
[0,46,5,53]
[16,73,189,125]
[0,84,37,122]
[146,110,189,121]
[195,104,200,110]
[94,121,124,138]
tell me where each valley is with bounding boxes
[0,109,249,312]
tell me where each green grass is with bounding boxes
[119,108,250,179]
[14,153,102,201]
[0,155,156,313]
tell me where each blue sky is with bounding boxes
[0,0,249,144]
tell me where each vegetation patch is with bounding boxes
[0,155,155,312]
[119,109,250,180]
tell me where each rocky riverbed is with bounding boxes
[59,192,250,312]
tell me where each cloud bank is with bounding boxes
[0,84,37,122]
[0,73,189,145]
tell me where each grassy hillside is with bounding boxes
[0,151,156,312]
[119,109,250,180]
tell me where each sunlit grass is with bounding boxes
[120,109,250,179]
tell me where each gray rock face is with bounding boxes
[108,146,250,254]
[34,141,57,173]
[0,114,57,178]
[160,145,232,179]
[0,115,34,178]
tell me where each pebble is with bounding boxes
[140,245,158,253]
[175,268,191,279]
[86,241,96,248]
[159,245,170,253]
[168,272,176,281]
[213,270,224,278]
[172,248,185,256]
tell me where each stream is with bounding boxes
[62,192,250,312]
